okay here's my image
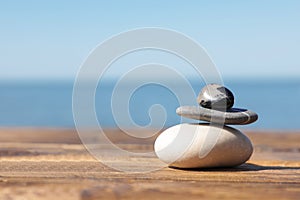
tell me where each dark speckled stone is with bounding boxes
[197,84,234,110]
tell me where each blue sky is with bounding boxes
[0,0,299,80]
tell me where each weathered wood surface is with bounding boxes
[0,128,299,200]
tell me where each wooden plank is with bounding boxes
[0,128,299,200]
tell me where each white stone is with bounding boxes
[154,123,253,168]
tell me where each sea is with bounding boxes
[0,79,299,130]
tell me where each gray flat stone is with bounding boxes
[176,106,258,125]
[197,83,234,110]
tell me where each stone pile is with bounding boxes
[155,84,258,168]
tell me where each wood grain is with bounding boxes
[0,128,299,200]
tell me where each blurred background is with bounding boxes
[0,0,299,130]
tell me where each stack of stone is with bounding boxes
[154,84,258,169]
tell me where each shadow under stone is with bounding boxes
[171,163,300,172]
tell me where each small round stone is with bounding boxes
[197,84,234,110]
[176,106,258,125]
